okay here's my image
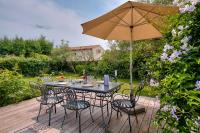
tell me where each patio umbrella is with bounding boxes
[81,1,178,96]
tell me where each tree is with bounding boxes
[51,40,71,71]
[0,36,53,57]
[97,39,162,79]
[152,0,173,4]
[38,35,53,55]
[0,36,13,55]
[13,37,25,56]
[51,40,70,61]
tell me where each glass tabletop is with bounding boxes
[45,80,122,93]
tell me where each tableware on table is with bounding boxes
[104,75,109,86]
[75,79,84,82]
[82,84,93,87]
[115,70,117,77]
[96,80,104,84]
[57,82,68,85]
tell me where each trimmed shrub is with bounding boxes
[0,56,50,77]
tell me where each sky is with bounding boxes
[0,0,134,49]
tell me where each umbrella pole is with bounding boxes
[130,28,133,97]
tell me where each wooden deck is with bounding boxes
[0,96,160,133]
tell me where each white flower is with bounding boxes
[180,43,189,51]
[185,25,189,29]
[161,104,171,111]
[171,29,177,37]
[190,0,200,5]
[186,4,196,12]
[195,80,200,90]
[160,52,168,61]
[173,0,179,6]
[147,71,153,75]
[163,44,174,52]
[181,36,192,45]
[178,25,184,31]
[180,4,196,13]
[178,31,183,37]
[171,106,179,121]
[168,50,182,62]
[150,79,159,87]
[194,116,200,127]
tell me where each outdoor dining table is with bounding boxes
[44,80,122,133]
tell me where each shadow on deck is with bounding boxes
[0,96,160,133]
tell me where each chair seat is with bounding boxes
[96,93,112,97]
[40,96,63,104]
[75,90,89,93]
[112,99,134,109]
[62,100,90,110]
[121,105,146,115]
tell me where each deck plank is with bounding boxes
[120,96,150,133]
[0,96,159,133]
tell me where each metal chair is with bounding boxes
[29,81,64,126]
[109,81,145,133]
[61,89,94,133]
[92,75,119,115]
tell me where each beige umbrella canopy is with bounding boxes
[81,1,178,95]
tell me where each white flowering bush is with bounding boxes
[146,0,200,132]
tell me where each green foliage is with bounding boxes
[75,64,85,74]
[0,56,50,77]
[0,36,53,57]
[146,3,200,132]
[0,69,34,106]
[153,0,173,4]
[75,62,97,75]
[97,40,162,79]
[18,58,50,77]
[51,42,70,61]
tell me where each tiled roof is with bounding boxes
[70,45,101,51]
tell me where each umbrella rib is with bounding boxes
[103,10,130,39]
[133,21,149,28]
[135,8,162,33]
[108,20,129,27]
[111,11,130,26]
[135,6,165,17]
[133,6,156,26]
[136,11,164,28]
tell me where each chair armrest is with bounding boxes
[122,89,131,94]
[112,93,129,100]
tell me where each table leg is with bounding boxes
[100,97,108,133]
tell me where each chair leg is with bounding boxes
[100,97,108,133]
[134,108,139,124]
[92,95,97,112]
[106,100,109,116]
[89,106,94,122]
[128,114,132,133]
[78,112,82,133]
[61,109,67,128]
[120,111,123,116]
[108,104,113,124]
[82,93,86,101]
[48,105,53,126]
[117,108,119,118]
[54,104,57,114]
[37,103,42,121]
[76,110,78,119]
